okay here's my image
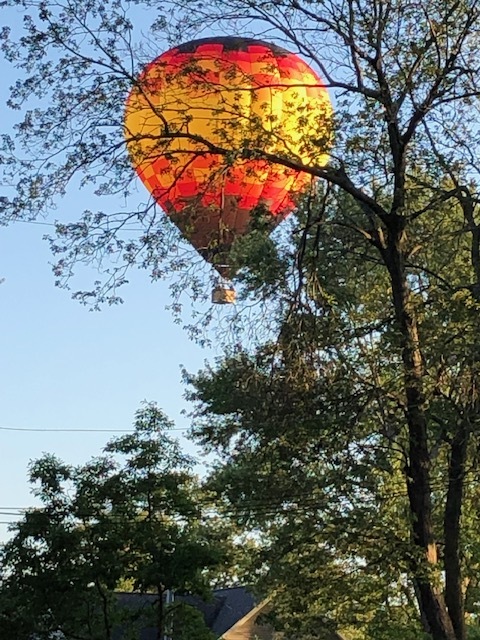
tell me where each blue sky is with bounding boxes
[0,9,219,542]
[0,3,314,542]
[0,217,218,541]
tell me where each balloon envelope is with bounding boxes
[125,36,332,273]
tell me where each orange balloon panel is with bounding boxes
[125,37,332,270]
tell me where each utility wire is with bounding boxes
[1,475,476,525]
[0,425,188,433]
[11,219,146,232]
[0,496,400,524]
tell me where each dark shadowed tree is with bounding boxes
[0,403,230,640]
[186,186,480,640]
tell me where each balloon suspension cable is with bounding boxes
[211,267,236,305]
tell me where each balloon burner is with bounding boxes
[212,278,236,304]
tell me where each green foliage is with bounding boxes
[171,602,216,640]
[0,403,231,639]
[186,183,480,639]
[467,625,480,640]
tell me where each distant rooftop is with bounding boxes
[114,586,258,639]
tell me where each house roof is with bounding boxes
[114,586,257,639]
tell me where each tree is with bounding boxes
[0,403,229,640]
[186,187,480,640]
[3,1,480,639]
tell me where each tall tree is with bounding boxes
[0,403,229,640]
[186,187,480,640]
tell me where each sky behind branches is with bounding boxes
[0,6,219,542]
[0,217,217,541]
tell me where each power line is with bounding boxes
[0,425,188,433]
[0,490,404,523]
[11,220,55,228]
[11,219,146,232]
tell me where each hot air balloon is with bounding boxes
[125,36,332,303]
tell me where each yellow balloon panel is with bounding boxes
[125,41,332,181]
[124,36,332,263]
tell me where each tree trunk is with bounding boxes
[156,585,164,640]
[383,221,457,640]
[95,578,112,640]
[444,423,469,640]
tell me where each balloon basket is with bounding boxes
[212,282,236,305]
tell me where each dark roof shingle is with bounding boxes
[113,586,257,639]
